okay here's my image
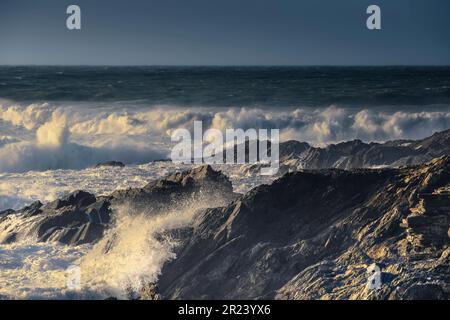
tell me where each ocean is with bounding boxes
[1,66,450,299]
[1,66,450,107]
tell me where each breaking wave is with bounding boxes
[0,104,166,173]
[0,195,223,299]
[1,101,450,173]
[78,201,203,299]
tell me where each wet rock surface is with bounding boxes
[94,161,126,168]
[0,165,235,246]
[228,129,450,177]
[156,157,450,300]
[278,129,450,170]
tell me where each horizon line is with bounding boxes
[1,64,450,68]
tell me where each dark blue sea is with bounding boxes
[1,66,449,108]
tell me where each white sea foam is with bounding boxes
[1,101,450,173]
[0,241,89,299]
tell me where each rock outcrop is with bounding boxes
[0,191,110,245]
[402,190,450,251]
[220,129,450,177]
[0,165,236,246]
[155,157,450,300]
[234,129,450,172]
[94,161,126,168]
[109,165,235,212]
[293,129,450,169]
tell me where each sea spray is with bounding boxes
[77,198,219,299]
[0,192,226,299]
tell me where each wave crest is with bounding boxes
[1,102,450,172]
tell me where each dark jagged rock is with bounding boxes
[0,191,108,245]
[21,201,43,217]
[402,191,450,250]
[0,209,15,218]
[156,157,450,300]
[396,283,447,300]
[0,165,235,246]
[110,165,235,211]
[221,139,309,163]
[278,140,310,161]
[43,191,96,211]
[218,129,450,176]
[279,129,450,170]
[94,161,126,168]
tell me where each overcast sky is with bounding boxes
[0,0,449,65]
